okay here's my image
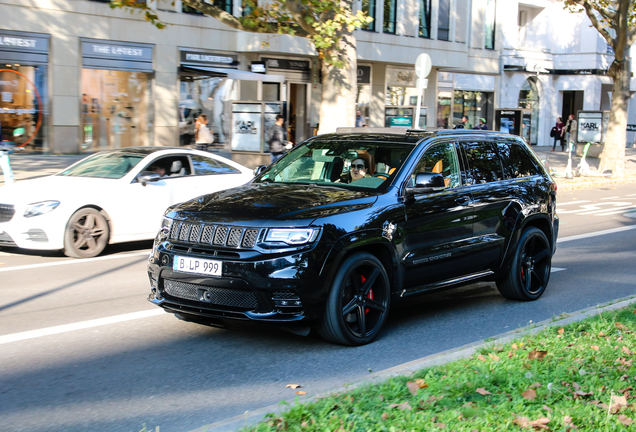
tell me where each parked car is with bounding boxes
[0,147,253,258]
[147,129,559,345]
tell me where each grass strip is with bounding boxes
[242,305,636,431]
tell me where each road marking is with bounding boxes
[557,225,636,243]
[558,200,591,206]
[551,267,566,273]
[0,250,151,273]
[601,196,621,200]
[0,309,166,345]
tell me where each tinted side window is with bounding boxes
[498,143,540,178]
[411,142,461,189]
[191,155,241,175]
[462,141,504,184]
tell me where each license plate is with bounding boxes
[173,255,222,276]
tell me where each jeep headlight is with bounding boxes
[160,216,173,235]
[23,201,61,218]
[265,228,319,245]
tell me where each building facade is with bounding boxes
[0,0,634,166]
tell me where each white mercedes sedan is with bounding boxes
[0,147,254,258]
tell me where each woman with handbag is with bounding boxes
[195,114,214,151]
[551,116,564,151]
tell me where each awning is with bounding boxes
[179,66,285,83]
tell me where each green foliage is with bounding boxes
[242,305,636,431]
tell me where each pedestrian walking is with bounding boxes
[551,116,564,151]
[194,114,213,151]
[563,114,577,150]
[265,114,287,164]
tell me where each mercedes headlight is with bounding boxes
[23,201,60,218]
[265,228,320,245]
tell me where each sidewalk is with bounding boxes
[2,147,636,188]
[536,146,636,190]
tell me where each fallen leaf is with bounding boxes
[558,328,564,334]
[477,354,487,362]
[542,405,553,412]
[380,412,389,421]
[414,378,428,388]
[508,351,516,358]
[406,381,419,396]
[599,331,606,337]
[572,382,581,391]
[433,423,446,428]
[530,382,542,389]
[622,346,633,356]
[476,388,492,396]
[611,394,628,408]
[563,415,576,428]
[529,417,550,430]
[512,343,519,350]
[528,349,548,361]
[296,390,307,395]
[573,390,593,399]
[522,389,537,400]
[618,414,634,426]
[388,401,412,411]
[286,384,302,389]
[619,386,633,394]
[616,322,627,330]
[513,416,530,428]
[591,345,600,351]
[488,353,500,361]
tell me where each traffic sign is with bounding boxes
[415,53,432,78]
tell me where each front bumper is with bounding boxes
[147,240,331,324]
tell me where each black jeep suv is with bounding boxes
[147,128,558,346]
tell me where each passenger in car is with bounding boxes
[149,164,166,177]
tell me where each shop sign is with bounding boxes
[180,50,238,67]
[82,41,153,62]
[357,66,371,84]
[251,62,266,73]
[389,117,412,127]
[0,33,48,52]
[626,124,636,132]
[263,58,311,72]
[578,112,603,143]
[549,69,607,76]
[386,68,417,87]
[232,112,262,151]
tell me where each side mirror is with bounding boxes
[254,165,268,177]
[137,172,162,186]
[405,173,445,196]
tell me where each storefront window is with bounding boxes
[518,78,539,145]
[81,69,153,151]
[356,84,371,125]
[0,66,48,151]
[437,91,452,129]
[450,91,492,129]
[179,74,238,147]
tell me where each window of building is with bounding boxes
[178,73,238,147]
[213,0,233,13]
[361,0,376,31]
[419,0,431,38]
[438,0,450,41]
[384,0,397,34]
[453,91,492,130]
[484,0,496,49]
[81,69,153,151]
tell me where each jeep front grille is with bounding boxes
[163,279,258,309]
[0,204,15,223]
[169,222,261,250]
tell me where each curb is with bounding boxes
[191,295,636,432]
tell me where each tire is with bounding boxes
[63,208,110,258]
[496,227,551,301]
[316,252,391,346]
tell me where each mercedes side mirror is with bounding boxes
[137,172,162,186]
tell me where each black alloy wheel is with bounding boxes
[317,252,390,346]
[63,208,110,258]
[497,227,551,301]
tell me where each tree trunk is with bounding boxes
[598,59,629,177]
[317,32,358,134]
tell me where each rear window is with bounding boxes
[461,141,504,184]
[496,142,540,179]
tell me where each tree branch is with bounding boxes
[571,0,617,49]
[182,0,310,37]
[285,0,319,36]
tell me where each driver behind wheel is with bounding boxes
[338,158,371,183]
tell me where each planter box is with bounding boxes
[576,143,603,158]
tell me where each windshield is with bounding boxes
[57,152,145,179]
[255,139,415,190]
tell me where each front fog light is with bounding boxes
[24,201,60,218]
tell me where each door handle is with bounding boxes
[455,196,471,205]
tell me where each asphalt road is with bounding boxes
[1,183,635,432]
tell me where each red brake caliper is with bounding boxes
[361,275,373,314]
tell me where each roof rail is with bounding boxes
[335,127,408,135]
